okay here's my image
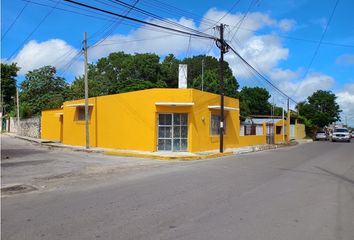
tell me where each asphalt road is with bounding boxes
[1,136,354,240]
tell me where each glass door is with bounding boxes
[158,113,188,151]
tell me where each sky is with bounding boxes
[2,0,354,125]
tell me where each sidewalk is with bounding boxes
[4,133,301,161]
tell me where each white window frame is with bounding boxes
[157,113,188,152]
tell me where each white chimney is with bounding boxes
[178,64,187,89]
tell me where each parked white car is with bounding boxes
[330,128,351,142]
[314,130,327,141]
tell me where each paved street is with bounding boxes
[1,135,354,240]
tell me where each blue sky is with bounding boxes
[2,0,354,124]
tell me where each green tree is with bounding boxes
[1,63,20,114]
[71,52,165,98]
[187,55,239,98]
[70,52,239,99]
[297,90,341,128]
[160,54,180,88]
[238,87,272,119]
[20,66,69,115]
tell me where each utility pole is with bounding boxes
[83,32,89,149]
[16,88,20,132]
[282,103,285,142]
[201,59,204,91]
[287,97,289,114]
[216,24,227,153]
[287,97,290,142]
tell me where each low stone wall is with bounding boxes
[9,117,41,138]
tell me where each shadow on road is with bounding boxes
[1,148,47,160]
[315,166,354,185]
[1,159,54,167]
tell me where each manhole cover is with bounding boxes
[1,184,38,195]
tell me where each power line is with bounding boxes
[89,34,186,47]
[8,0,61,60]
[2,1,29,40]
[106,0,213,39]
[230,38,286,97]
[23,0,354,49]
[291,0,341,98]
[227,43,297,104]
[141,0,218,28]
[229,0,257,42]
[216,0,242,23]
[22,0,194,38]
[90,0,140,48]
[59,50,84,77]
[201,0,242,32]
[63,0,216,40]
[30,0,121,21]
[64,0,295,103]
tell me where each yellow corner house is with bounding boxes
[42,88,269,152]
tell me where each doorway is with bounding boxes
[157,113,188,151]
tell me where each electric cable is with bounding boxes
[227,42,297,104]
[106,0,213,38]
[2,1,30,40]
[8,0,61,60]
[229,0,257,42]
[22,0,354,48]
[291,0,341,99]
[90,0,140,48]
[201,0,242,32]
[63,0,216,40]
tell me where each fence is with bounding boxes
[9,117,41,138]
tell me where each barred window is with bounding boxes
[211,114,226,135]
[244,125,256,135]
[76,107,91,121]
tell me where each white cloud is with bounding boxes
[280,72,335,100]
[8,9,297,83]
[90,10,295,70]
[312,17,327,32]
[336,84,354,126]
[269,68,302,82]
[236,35,288,74]
[336,54,354,65]
[9,39,82,76]
[89,17,211,60]
[278,19,296,31]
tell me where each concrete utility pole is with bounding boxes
[201,59,204,91]
[287,97,290,142]
[16,88,20,131]
[216,24,227,153]
[83,32,89,149]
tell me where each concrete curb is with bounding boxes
[4,133,309,160]
[44,143,104,153]
[4,133,47,144]
[296,139,313,144]
[3,133,103,153]
[104,151,233,161]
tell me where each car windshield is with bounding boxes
[335,129,348,133]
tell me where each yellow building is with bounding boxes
[42,88,270,152]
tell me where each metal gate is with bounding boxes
[266,123,274,144]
